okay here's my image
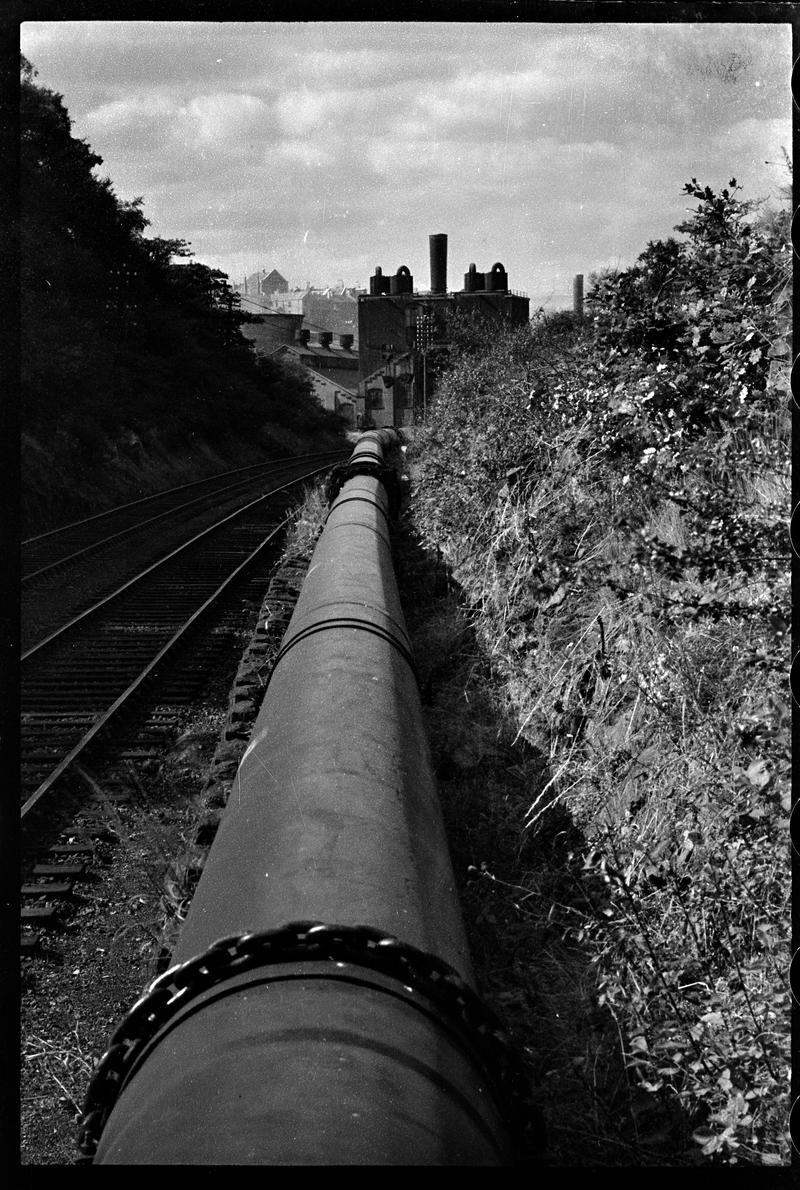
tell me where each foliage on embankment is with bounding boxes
[409,180,790,1164]
[21,55,346,531]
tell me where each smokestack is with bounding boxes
[573,274,584,323]
[429,233,447,294]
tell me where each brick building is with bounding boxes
[270,330,362,428]
[357,233,529,426]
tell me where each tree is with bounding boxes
[21,54,346,476]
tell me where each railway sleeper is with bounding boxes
[20,930,42,953]
[33,862,88,879]
[20,726,94,740]
[21,903,61,925]
[229,704,256,723]
[63,822,116,842]
[21,881,75,898]
[21,709,98,718]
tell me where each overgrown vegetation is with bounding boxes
[21,54,345,528]
[409,178,790,1164]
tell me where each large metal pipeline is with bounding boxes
[81,429,524,1165]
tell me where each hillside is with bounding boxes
[408,177,791,1165]
[20,55,346,535]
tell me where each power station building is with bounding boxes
[237,234,529,430]
[357,233,529,427]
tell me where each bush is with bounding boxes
[409,178,790,1164]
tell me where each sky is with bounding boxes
[20,20,792,308]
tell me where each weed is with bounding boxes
[23,1024,94,1121]
[407,180,790,1164]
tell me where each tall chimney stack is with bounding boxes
[573,274,584,323]
[429,233,448,294]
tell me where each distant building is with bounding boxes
[242,268,288,297]
[359,355,415,430]
[237,295,302,354]
[270,330,363,428]
[357,233,529,425]
[235,274,364,342]
[236,240,528,427]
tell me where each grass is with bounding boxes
[23,1027,94,1121]
[392,524,703,1164]
[405,350,790,1165]
[268,425,790,1165]
[280,482,330,561]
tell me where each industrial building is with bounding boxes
[357,233,529,427]
[235,234,529,429]
[270,330,361,428]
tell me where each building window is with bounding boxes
[367,388,384,409]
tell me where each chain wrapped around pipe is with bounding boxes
[78,920,539,1161]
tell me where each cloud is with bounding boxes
[85,94,177,150]
[274,87,333,136]
[186,94,269,143]
[20,20,792,297]
[278,138,336,169]
[87,91,271,151]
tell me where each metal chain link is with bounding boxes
[78,919,537,1161]
[324,460,400,517]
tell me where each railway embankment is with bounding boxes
[403,267,789,1168]
[22,421,346,538]
[21,374,789,1165]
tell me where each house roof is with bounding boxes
[238,295,302,317]
[239,268,289,295]
[312,287,360,301]
[305,366,358,398]
[272,342,359,367]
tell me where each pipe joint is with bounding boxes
[81,921,534,1164]
[325,461,401,518]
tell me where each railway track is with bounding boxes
[22,450,347,654]
[21,447,347,578]
[20,453,346,947]
[22,449,345,583]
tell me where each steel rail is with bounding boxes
[22,463,334,661]
[22,453,345,583]
[86,430,520,1166]
[20,513,291,820]
[22,447,347,546]
[21,461,336,817]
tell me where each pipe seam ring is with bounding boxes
[324,493,390,528]
[93,967,510,1160]
[78,921,535,1161]
[263,616,419,694]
